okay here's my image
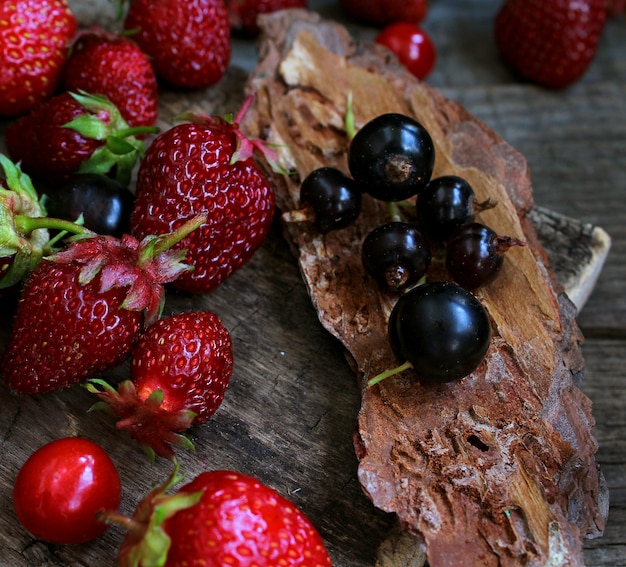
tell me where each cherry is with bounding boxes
[362,222,431,290]
[44,173,135,237]
[296,167,362,233]
[348,113,435,202]
[416,175,496,241]
[378,281,491,384]
[445,222,526,290]
[375,22,436,81]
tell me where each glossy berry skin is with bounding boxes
[416,175,477,241]
[62,30,158,128]
[348,113,435,201]
[388,281,491,383]
[362,222,431,290]
[227,0,308,37]
[494,0,607,89]
[44,173,135,237]
[299,167,362,233]
[339,0,427,27]
[375,22,436,80]
[116,469,332,566]
[13,437,121,545]
[446,222,525,290]
[0,0,77,116]
[124,0,231,88]
[2,230,193,395]
[130,120,276,294]
[89,311,233,460]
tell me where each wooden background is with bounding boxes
[0,1,624,565]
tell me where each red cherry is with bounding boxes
[376,22,436,80]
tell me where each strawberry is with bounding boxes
[1,215,205,396]
[494,0,608,89]
[5,91,156,185]
[103,465,333,566]
[338,0,427,27]
[130,96,278,294]
[62,28,158,129]
[226,0,308,37]
[87,311,233,460]
[0,153,93,290]
[123,0,231,89]
[0,0,77,116]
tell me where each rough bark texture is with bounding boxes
[242,10,608,566]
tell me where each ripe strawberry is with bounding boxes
[495,0,608,89]
[62,28,158,129]
[5,91,155,184]
[339,0,427,27]
[226,0,308,37]
[123,0,231,88]
[104,466,332,566]
[1,215,205,395]
[87,311,233,460]
[0,0,77,116]
[130,96,278,294]
[0,153,93,291]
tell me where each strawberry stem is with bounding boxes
[14,214,94,238]
[138,214,207,267]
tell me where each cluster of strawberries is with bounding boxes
[0,1,335,565]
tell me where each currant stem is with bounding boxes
[367,360,413,387]
[345,91,357,141]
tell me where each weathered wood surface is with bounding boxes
[0,1,624,566]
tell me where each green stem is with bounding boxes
[138,214,207,266]
[14,215,94,237]
[367,360,414,387]
[345,91,357,141]
[115,125,159,139]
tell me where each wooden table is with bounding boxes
[0,1,624,565]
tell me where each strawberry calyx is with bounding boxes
[98,463,202,567]
[50,214,206,325]
[177,93,288,174]
[86,378,197,461]
[0,154,93,288]
[64,90,158,185]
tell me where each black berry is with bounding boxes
[386,281,491,383]
[362,222,431,290]
[44,173,135,237]
[348,113,435,201]
[445,222,526,290]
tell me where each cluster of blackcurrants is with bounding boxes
[293,112,525,386]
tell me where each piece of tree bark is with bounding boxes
[242,10,608,566]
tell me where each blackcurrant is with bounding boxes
[44,173,135,237]
[445,222,526,290]
[348,113,435,202]
[298,167,362,233]
[385,281,491,384]
[361,222,431,290]
[416,175,495,241]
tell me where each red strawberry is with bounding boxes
[495,0,608,89]
[123,0,231,88]
[63,28,158,129]
[0,153,94,291]
[104,466,332,566]
[5,91,156,184]
[226,0,308,37]
[339,0,427,27]
[130,96,278,294]
[87,311,233,460]
[0,0,77,116]
[1,215,205,395]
